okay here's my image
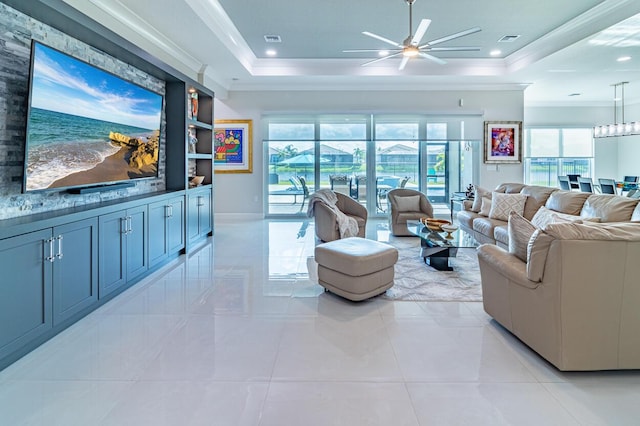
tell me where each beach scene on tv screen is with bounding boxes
[25,42,163,191]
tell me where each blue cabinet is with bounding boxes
[187,187,212,248]
[98,205,148,299]
[0,229,53,361]
[52,218,98,325]
[149,195,185,268]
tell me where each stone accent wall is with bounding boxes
[0,2,167,220]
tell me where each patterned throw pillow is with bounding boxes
[508,211,537,262]
[489,192,527,221]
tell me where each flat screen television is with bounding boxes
[23,41,163,192]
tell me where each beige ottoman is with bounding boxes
[314,237,398,301]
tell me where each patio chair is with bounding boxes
[269,176,308,207]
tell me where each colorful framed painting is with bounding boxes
[483,121,522,164]
[214,119,253,173]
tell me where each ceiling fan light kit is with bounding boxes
[344,0,481,69]
[593,82,640,138]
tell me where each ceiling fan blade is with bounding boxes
[421,26,481,48]
[361,51,403,66]
[428,46,481,52]
[410,19,431,45]
[419,52,447,65]
[362,31,402,48]
[343,49,401,53]
[398,56,410,71]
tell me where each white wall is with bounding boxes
[215,89,525,214]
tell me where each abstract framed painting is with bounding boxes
[483,121,522,164]
[214,119,253,173]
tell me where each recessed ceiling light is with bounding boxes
[489,49,501,56]
[266,49,277,56]
[617,56,631,62]
[378,50,389,57]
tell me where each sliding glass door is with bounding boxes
[265,114,481,218]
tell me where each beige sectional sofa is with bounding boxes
[465,183,640,371]
[457,183,640,248]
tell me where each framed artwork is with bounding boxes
[214,119,253,173]
[483,121,522,164]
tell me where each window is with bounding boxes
[524,128,593,187]
[265,114,481,217]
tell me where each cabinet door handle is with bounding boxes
[127,216,133,234]
[121,217,127,235]
[197,196,204,207]
[45,238,55,263]
[56,235,63,259]
[169,205,173,217]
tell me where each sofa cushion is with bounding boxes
[471,186,491,212]
[580,194,640,222]
[545,190,590,215]
[395,195,421,212]
[508,212,537,262]
[473,216,504,241]
[457,209,482,231]
[520,186,558,220]
[494,183,526,194]
[489,192,527,221]
[531,206,585,228]
[494,225,509,248]
[480,196,493,216]
[544,221,640,241]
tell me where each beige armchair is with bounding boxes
[313,192,367,242]
[387,188,434,236]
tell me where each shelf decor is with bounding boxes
[483,121,522,164]
[214,119,253,173]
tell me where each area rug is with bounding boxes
[381,236,483,302]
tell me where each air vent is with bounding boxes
[264,35,282,43]
[498,35,521,43]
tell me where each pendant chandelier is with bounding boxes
[593,82,640,138]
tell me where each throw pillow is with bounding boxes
[531,206,585,228]
[489,192,527,221]
[395,195,421,212]
[508,211,537,262]
[471,186,490,212]
[479,196,492,216]
[526,229,555,282]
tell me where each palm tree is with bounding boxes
[353,147,364,164]
[282,144,299,159]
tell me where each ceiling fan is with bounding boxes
[344,0,481,70]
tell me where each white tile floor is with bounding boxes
[1,218,640,425]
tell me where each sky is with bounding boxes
[29,42,163,131]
